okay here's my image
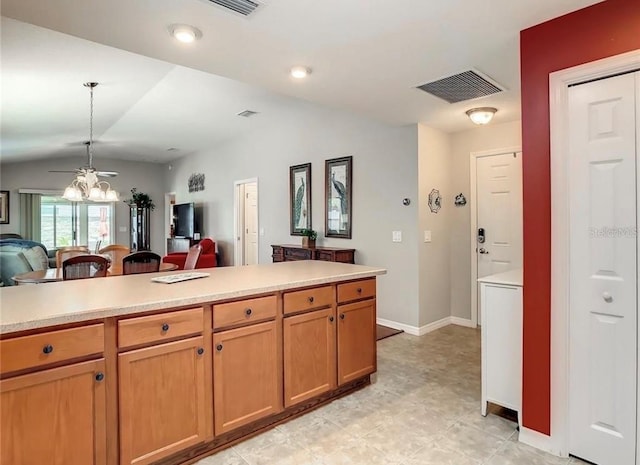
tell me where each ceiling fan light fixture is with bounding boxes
[62,83,119,202]
[290,66,311,79]
[466,107,497,125]
[169,24,202,43]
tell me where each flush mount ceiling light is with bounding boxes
[290,66,311,79]
[168,24,202,43]
[466,107,497,125]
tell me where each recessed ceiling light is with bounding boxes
[466,107,497,125]
[168,24,202,43]
[290,66,312,79]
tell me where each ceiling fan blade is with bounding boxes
[96,171,118,177]
[48,170,80,174]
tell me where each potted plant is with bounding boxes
[124,188,155,210]
[300,228,317,248]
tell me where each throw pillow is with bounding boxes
[22,246,49,271]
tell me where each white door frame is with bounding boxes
[164,192,176,255]
[469,146,522,327]
[233,178,259,266]
[548,49,640,458]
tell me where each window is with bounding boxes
[40,196,115,251]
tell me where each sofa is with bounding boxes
[162,237,217,270]
[0,239,50,286]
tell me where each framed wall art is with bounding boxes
[290,163,312,235]
[325,156,352,238]
[0,191,9,224]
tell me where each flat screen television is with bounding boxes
[173,202,195,238]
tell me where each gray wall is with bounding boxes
[418,124,452,327]
[166,99,420,327]
[0,157,167,254]
[448,120,522,320]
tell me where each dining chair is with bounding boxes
[56,246,90,269]
[122,251,161,275]
[183,244,202,270]
[99,244,130,269]
[62,255,109,280]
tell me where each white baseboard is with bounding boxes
[376,317,421,336]
[377,316,476,336]
[450,316,476,328]
[519,427,566,457]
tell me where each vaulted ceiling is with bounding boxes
[1,0,602,163]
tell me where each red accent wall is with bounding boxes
[520,0,640,435]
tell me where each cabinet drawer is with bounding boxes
[284,248,312,260]
[0,324,104,374]
[118,308,203,349]
[283,286,334,315]
[214,295,277,330]
[337,279,376,303]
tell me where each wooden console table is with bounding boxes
[271,244,355,264]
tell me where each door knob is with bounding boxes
[479,248,489,254]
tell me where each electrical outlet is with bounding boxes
[424,230,432,242]
[392,231,402,242]
[259,228,265,236]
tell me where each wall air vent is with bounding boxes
[237,110,259,117]
[416,70,505,104]
[207,0,259,16]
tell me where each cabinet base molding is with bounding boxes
[155,376,371,465]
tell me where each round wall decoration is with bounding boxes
[428,189,442,213]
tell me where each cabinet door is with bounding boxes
[284,308,336,407]
[118,337,207,465]
[337,300,376,385]
[213,321,279,434]
[1,359,107,465]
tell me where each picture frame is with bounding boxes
[0,191,9,224]
[325,156,352,238]
[289,163,312,235]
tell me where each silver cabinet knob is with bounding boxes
[603,292,613,303]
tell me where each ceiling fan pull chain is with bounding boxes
[84,82,97,169]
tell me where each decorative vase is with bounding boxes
[302,237,316,248]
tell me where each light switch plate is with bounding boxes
[392,231,402,242]
[424,230,432,243]
[259,228,265,236]
[119,226,128,233]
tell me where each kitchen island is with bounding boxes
[0,261,385,465]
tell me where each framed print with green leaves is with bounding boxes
[325,156,352,238]
[290,163,312,235]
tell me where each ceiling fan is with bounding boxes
[50,83,120,201]
[49,140,119,177]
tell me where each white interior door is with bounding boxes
[243,182,258,265]
[476,152,523,321]
[568,71,638,465]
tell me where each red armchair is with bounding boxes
[162,238,217,270]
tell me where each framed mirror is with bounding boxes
[325,156,352,238]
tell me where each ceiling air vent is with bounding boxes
[237,110,259,118]
[416,70,505,104]
[207,0,259,16]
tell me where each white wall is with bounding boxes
[166,99,421,328]
[448,120,522,320]
[418,124,452,327]
[0,157,167,254]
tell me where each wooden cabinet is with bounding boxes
[337,299,376,385]
[271,244,355,264]
[1,359,107,465]
[213,321,280,434]
[118,337,208,465]
[283,307,336,407]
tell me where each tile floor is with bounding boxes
[196,325,588,465]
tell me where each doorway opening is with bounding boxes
[234,178,259,266]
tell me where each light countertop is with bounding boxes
[477,269,523,287]
[0,261,386,335]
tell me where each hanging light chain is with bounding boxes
[84,82,98,169]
